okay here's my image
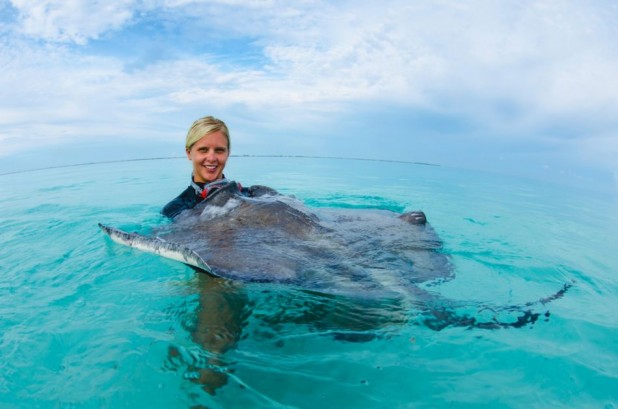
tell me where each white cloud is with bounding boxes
[161,0,618,128]
[2,0,618,180]
[10,0,137,44]
[163,0,276,7]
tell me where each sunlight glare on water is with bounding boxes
[1,157,617,409]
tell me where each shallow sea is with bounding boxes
[1,157,617,409]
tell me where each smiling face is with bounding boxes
[186,130,230,183]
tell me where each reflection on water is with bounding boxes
[164,272,572,395]
[166,273,414,395]
[166,276,248,395]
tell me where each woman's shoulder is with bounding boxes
[161,185,200,218]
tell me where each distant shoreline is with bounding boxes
[0,155,440,177]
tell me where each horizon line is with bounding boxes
[0,154,440,177]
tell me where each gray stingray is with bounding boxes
[99,180,570,330]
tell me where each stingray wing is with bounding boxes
[98,223,215,275]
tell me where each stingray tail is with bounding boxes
[98,223,214,275]
[421,281,574,331]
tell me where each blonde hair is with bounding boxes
[185,116,230,151]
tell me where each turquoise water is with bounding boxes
[1,157,617,408]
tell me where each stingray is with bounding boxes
[99,180,570,330]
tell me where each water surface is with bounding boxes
[1,157,616,408]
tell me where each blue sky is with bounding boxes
[1,0,617,191]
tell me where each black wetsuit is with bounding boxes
[161,183,204,218]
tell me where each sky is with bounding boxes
[1,0,617,192]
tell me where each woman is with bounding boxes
[163,116,248,394]
[162,115,237,218]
